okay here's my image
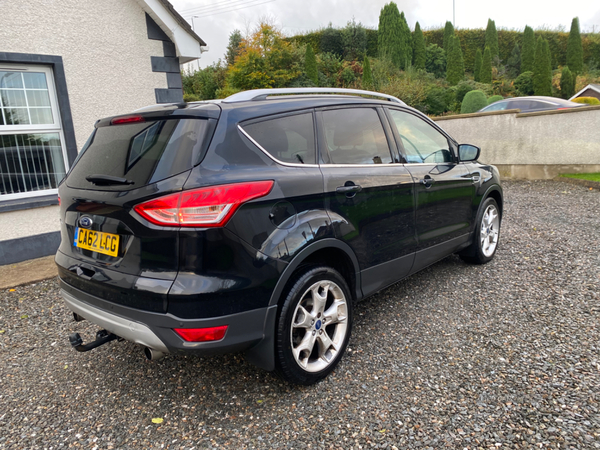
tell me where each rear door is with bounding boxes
[317,106,416,297]
[385,108,474,273]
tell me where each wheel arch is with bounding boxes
[268,238,361,308]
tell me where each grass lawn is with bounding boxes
[560,173,600,182]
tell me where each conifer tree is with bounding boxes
[474,48,483,81]
[412,21,426,69]
[480,47,493,83]
[567,17,583,76]
[485,19,499,60]
[446,35,465,85]
[443,21,455,51]
[506,44,521,78]
[305,44,318,85]
[560,66,575,99]
[520,26,535,73]
[378,2,403,68]
[399,11,412,69]
[533,36,552,96]
[225,30,243,66]
[362,56,373,88]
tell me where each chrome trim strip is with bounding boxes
[61,289,169,353]
[224,88,405,105]
[237,125,320,168]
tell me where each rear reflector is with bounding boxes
[174,325,228,342]
[134,180,274,227]
[111,115,146,125]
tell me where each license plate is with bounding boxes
[74,227,120,257]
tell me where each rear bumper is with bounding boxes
[60,280,274,355]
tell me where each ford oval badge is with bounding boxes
[79,216,93,229]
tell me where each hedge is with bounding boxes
[288,27,600,71]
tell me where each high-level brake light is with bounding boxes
[110,115,146,125]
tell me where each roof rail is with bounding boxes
[222,88,405,105]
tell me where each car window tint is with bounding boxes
[483,101,507,112]
[321,108,391,165]
[388,110,452,164]
[243,113,315,164]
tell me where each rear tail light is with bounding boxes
[111,115,146,125]
[174,325,228,342]
[134,180,274,227]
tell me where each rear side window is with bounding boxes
[67,118,212,190]
[242,113,316,164]
[321,108,392,165]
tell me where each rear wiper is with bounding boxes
[85,175,134,186]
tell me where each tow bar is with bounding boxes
[68,329,119,352]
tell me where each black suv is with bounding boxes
[56,88,502,385]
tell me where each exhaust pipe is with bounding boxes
[144,347,166,361]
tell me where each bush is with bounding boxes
[461,90,488,113]
[572,96,600,105]
[425,44,446,78]
[514,71,534,95]
[424,87,449,116]
[559,66,575,99]
[487,95,503,104]
[455,80,476,103]
[183,93,201,102]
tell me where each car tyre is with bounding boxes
[275,266,353,385]
[460,197,501,265]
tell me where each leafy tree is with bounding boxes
[443,21,455,51]
[362,56,373,88]
[480,47,493,83]
[227,22,300,90]
[485,19,499,60]
[321,23,344,58]
[474,48,483,81]
[305,45,318,85]
[341,18,367,61]
[446,35,465,86]
[225,30,243,66]
[317,52,343,87]
[461,90,487,113]
[506,44,521,78]
[399,11,412,69]
[521,26,535,73]
[182,61,227,100]
[378,2,403,68]
[514,71,534,96]
[425,43,446,78]
[533,37,552,96]
[412,21,426,69]
[487,95,503,105]
[559,66,575,99]
[567,17,583,76]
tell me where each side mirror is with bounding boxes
[458,144,480,162]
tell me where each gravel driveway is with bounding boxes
[1,180,599,449]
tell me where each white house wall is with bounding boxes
[1,0,168,151]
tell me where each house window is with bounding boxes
[0,65,67,200]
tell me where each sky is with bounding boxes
[169,0,600,69]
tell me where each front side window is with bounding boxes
[0,66,67,199]
[388,109,453,164]
[242,112,316,165]
[321,107,392,165]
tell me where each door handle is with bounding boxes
[336,185,362,194]
[420,176,435,187]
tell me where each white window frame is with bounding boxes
[0,64,69,201]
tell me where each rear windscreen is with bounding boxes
[67,118,213,190]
